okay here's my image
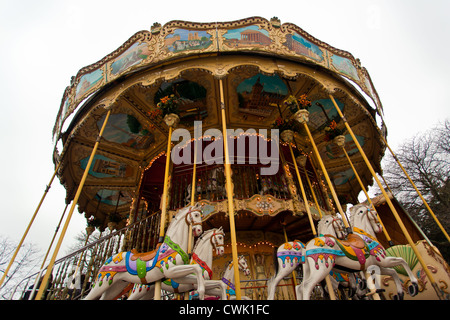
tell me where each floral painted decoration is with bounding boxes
[324,120,344,141]
[272,117,296,132]
[156,94,179,116]
[284,94,311,113]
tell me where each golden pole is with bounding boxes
[28,203,69,299]
[219,78,241,300]
[288,146,317,236]
[35,107,112,300]
[184,136,198,300]
[328,94,444,299]
[302,165,322,219]
[281,223,298,297]
[377,130,450,243]
[341,147,394,246]
[296,114,352,232]
[0,161,62,288]
[288,144,336,300]
[154,124,174,300]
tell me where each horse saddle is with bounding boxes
[130,243,162,262]
[339,233,366,249]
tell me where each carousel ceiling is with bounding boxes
[53,17,386,229]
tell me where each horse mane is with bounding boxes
[165,205,189,234]
[192,228,215,252]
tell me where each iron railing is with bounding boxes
[11,212,161,300]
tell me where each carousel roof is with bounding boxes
[52,17,387,232]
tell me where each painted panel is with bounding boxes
[75,68,104,101]
[236,73,288,118]
[332,168,355,186]
[331,54,359,81]
[110,42,151,76]
[95,189,131,206]
[98,113,155,150]
[80,154,133,178]
[308,98,345,131]
[223,25,272,48]
[164,29,212,53]
[284,32,324,62]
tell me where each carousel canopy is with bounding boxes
[52,17,386,232]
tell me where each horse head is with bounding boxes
[238,255,251,276]
[184,203,204,237]
[317,215,347,239]
[210,227,225,256]
[350,204,382,236]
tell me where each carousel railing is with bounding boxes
[11,212,160,300]
[169,162,327,210]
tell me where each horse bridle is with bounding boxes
[210,229,225,251]
[365,206,381,227]
[185,206,203,228]
[237,256,249,272]
[331,216,345,234]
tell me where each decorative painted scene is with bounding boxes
[223,25,272,48]
[164,29,213,53]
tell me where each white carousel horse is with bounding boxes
[266,215,347,300]
[220,255,251,300]
[185,167,225,204]
[127,228,226,300]
[84,204,206,300]
[296,203,419,300]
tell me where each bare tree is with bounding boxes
[381,119,450,261]
[0,236,42,299]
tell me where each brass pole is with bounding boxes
[289,145,317,236]
[302,165,323,219]
[28,203,69,299]
[341,147,394,246]
[35,107,112,300]
[288,144,336,300]
[219,78,241,300]
[184,136,198,300]
[281,224,298,294]
[377,129,450,243]
[328,94,444,300]
[0,161,62,288]
[297,114,352,232]
[154,124,174,300]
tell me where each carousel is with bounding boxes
[5,17,450,300]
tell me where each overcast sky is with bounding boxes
[0,0,449,262]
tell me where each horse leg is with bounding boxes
[127,284,152,300]
[204,280,227,300]
[99,280,131,300]
[378,266,404,300]
[140,284,155,300]
[267,261,299,300]
[302,258,332,300]
[84,282,107,300]
[165,264,206,299]
[379,257,419,297]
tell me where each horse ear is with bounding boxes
[349,205,358,215]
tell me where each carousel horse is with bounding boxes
[185,167,225,204]
[296,203,419,300]
[220,255,251,300]
[267,215,347,300]
[127,228,226,300]
[84,204,206,300]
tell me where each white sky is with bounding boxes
[0,0,449,262]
